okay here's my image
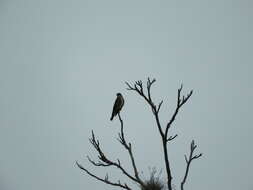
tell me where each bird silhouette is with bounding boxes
[110,93,124,121]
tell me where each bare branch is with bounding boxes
[79,114,146,189]
[180,140,202,190]
[192,153,203,160]
[87,156,111,167]
[157,100,163,113]
[125,82,135,90]
[86,130,141,184]
[184,155,188,163]
[125,79,164,138]
[126,78,175,190]
[167,134,178,142]
[117,114,145,187]
[165,86,193,139]
[147,77,156,103]
[76,161,132,190]
[125,79,156,111]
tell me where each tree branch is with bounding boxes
[167,134,178,142]
[126,78,195,190]
[117,113,145,187]
[180,140,203,190]
[165,85,193,140]
[125,78,164,138]
[77,115,146,189]
[87,130,141,184]
[126,78,174,190]
[76,161,132,190]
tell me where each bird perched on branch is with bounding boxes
[110,93,124,121]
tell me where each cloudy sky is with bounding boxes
[0,0,252,190]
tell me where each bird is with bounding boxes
[110,93,124,121]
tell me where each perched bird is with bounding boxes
[110,93,124,121]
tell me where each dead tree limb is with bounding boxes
[76,161,132,190]
[125,78,196,190]
[76,114,145,190]
[117,113,145,187]
[180,140,202,190]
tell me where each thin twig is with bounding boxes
[180,140,202,190]
[167,134,178,142]
[77,115,145,189]
[125,79,164,138]
[87,130,141,184]
[117,113,145,187]
[76,161,132,190]
[165,85,193,139]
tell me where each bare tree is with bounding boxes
[76,78,202,190]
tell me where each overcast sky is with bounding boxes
[0,0,252,190]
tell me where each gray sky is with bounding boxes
[0,0,252,190]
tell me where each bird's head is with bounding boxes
[116,93,122,96]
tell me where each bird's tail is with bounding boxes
[110,114,114,121]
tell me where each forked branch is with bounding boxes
[126,78,192,142]
[164,85,193,139]
[76,115,144,190]
[125,78,195,190]
[76,161,132,190]
[125,78,164,138]
[181,140,203,190]
[117,114,145,187]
